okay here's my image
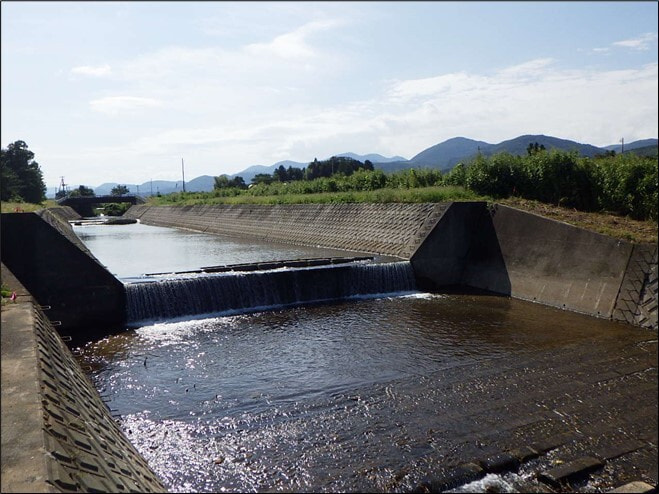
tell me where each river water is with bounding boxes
[72,222,642,493]
[73,222,368,281]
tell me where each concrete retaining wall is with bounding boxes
[125,203,448,259]
[612,243,658,329]
[1,211,126,338]
[481,204,634,318]
[411,202,657,328]
[1,263,165,493]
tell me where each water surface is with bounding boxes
[73,222,367,280]
[78,293,640,492]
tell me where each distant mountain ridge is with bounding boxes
[377,134,618,173]
[46,135,657,197]
[603,138,658,151]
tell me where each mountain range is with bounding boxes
[48,134,657,198]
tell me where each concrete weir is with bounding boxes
[1,201,657,492]
[125,202,657,329]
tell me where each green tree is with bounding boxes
[229,176,247,189]
[273,165,289,182]
[111,184,130,196]
[251,173,274,185]
[287,166,304,181]
[215,175,247,191]
[214,174,230,189]
[0,140,47,203]
[526,142,546,156]
[69,185,95,197]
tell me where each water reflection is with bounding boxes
[73,222,367,279]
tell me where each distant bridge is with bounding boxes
[57,195,145,217]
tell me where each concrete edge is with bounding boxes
[1,262,167,493]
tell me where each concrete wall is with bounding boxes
[1,211,126,338]
[1,263,166,493]
[410,202,656,328]
[125,203,449,259]
[1,203,654,332]
[484,204,636,318]
[612,243,658,329]
[410,202,509,291]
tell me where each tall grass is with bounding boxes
[1,200,57,213]
[149,185,482,206]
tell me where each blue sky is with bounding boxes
[2,1,657,189]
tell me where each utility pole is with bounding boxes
[150,179,153,196]
[58,176,68,197]
[182,158,186,192]
[620,138,624,154]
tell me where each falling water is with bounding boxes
[125,261,417,324]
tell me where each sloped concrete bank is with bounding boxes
[126,202,657,329]
[1,263,166,493]
[124,202,449,259]
[1,208,126,338]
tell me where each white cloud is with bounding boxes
[89,96,163,115]
[93,59,658,180]
[100,20,346,95]
[380,61,656,149]
[36,55,659,185]
[244,19,342,61]
[612,32,658,51]
[497,58,556,77]
[71,64,112,77]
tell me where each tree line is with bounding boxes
[1,140,46,203]
[445,148,657,220]
[212,146,657,221]
[214,156,374,190]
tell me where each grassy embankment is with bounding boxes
[147,185,481,206]
[1,200,58,213]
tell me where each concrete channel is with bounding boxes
[1,202,657,492]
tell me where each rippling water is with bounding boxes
[77,293,633,493]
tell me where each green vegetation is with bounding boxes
[1,140,47,204]
[1,283,12,298]
[1,283,15,306]
[111,184,130,196]
[460,150,657,220]
[1,141,654,243]
[68,185,96,197]
[103,202,132,216]
[1,200,58,213]
[149,184,481,206]
[156,150,657,222]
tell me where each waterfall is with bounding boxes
[126,261,417,324]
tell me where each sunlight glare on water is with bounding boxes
[78,293,636,493]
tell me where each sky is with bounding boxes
[1,1,658,189]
